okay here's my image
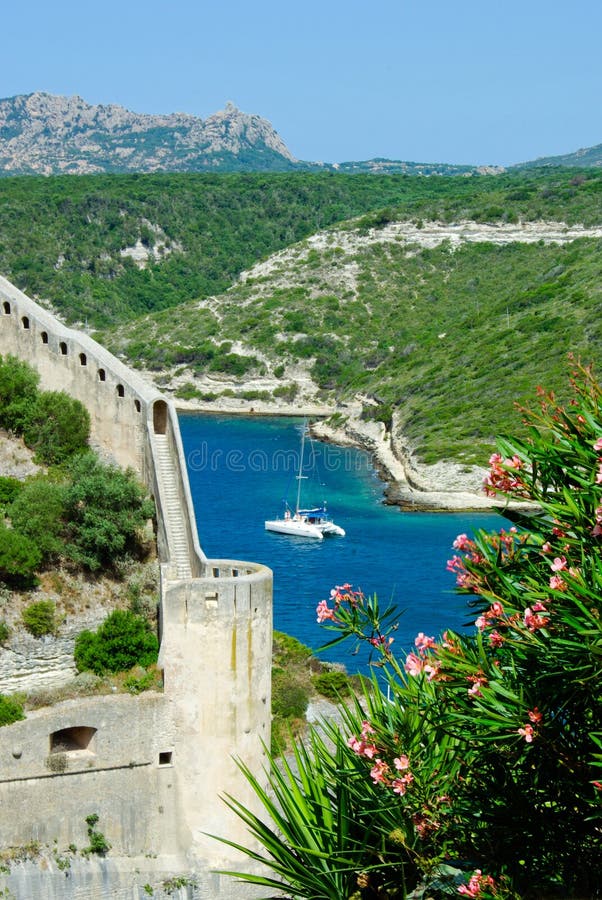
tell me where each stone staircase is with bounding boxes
[154,434,192,579]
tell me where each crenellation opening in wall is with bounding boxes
[41,331,49,344]
[116,384,125,398]
[152,399,168,435]
[232,568,239,577]
[98,368,106,382]
[21,316,30,330]
[158,751,173,767]
[79,352,87,366]
[2,301,10,315]
[59,341,68,356]
[50,726,97,755]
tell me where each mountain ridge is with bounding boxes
[0,92,298,174]
[0,91,600,176]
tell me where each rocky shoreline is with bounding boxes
[172,392,520,513]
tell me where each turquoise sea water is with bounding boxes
[179,414,502,673]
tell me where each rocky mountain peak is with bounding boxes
[0,92,297,174]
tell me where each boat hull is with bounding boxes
[265,519,324,539]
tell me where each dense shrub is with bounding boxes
[0,522,42,585]
[0,694,25,726]
[312,669,351,700]
[9,477,66,559]
[0,621,9,644]
[0,354,39,432]
[271,670,309,720]
[74,609,158,675]
[0,476,23,508]
[22,391,90,464]
[22,600,58,637]
[63,453,154,571]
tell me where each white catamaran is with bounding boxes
[264,422,346,540]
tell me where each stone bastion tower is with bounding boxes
[0,276,274,899]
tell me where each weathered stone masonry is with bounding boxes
[0,276,273,898]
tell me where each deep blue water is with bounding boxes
[179,414,502,672]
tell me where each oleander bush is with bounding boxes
[218,360,602,900]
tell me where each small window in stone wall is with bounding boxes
[21,316,30,330]
[205,591,218,608]
[98,368,106,382]
[158,751,173,767]
[2,302,10,315]
[116,384,125,398]
[79,352,87,366]
[41,331,49,344]
[134,399,141,413]
[50,726,97,754]
[59,341,68,355]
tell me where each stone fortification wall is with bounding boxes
[0,276,157,476]
[0,693,179,856]
[0,277,274,898]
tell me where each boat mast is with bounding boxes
[295,420,308,514]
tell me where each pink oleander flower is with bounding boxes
[360,720,376,738]
[423,661,442,681]
[549,574,567,591]
[541,541,552,553]
[369,634,394,651]
[446,554,463,572]
[370,758,391,785]
[452,533,473,551]
[415,632,436,650]
[524,606,549,632]
[594,437,602,451]
[518,723,535,743]
[528,707,542,724]
[458,869,496,897]
[405,651,425,676]
[467,674,487,698]
[489,630,504,648]
[316,600,336,623]
[550,556,567,571]
[391,773,414,795]
[394,754,410,771]
[347,734,379,759]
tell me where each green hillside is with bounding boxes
[0,169,601,328]
[0,172,452,326]
[515,144,602,169]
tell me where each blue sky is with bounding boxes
[3,0,601,166]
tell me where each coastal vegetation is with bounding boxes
[220,362,602,900]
